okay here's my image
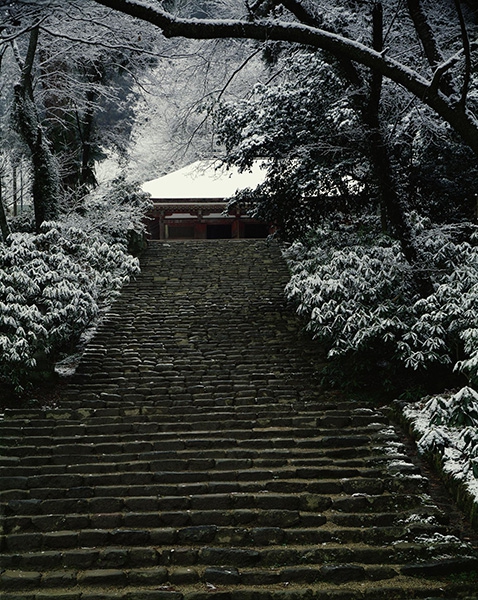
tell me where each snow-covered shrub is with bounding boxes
[416,428,449,455]
[284,217,478,388]
[404,387,478,499]
[0,180,147,392]
[418,388,478,430]
[60,176,151,251]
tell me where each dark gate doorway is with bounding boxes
[207,224,232,239]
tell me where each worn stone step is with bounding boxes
[0,445,376,470]
[2,465,407,496]
[0,426,376,447]
[0,423,384,444]
[1,487,423,512]
[0,452,414,479]
[0,435,377,459]
[1,403,375,421]
[0,472,427,507]
[1,406,372,426]
[2,488,436,531]
[1,570,470,599]
[2,541,473,573]
[2,512,453,546]
[0,445,402,471]
[4,524,438,553]
[1,509,326,534]
[0,413,387,436]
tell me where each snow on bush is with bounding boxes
[284,216,478,378]
[284,215,478,504]
[404,387,478,499]
[0,179,148,392]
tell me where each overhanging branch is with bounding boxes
[90,0,478,155]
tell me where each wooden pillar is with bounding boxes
[159,210,166,240]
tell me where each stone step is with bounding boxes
[6,524,455,555]
[0,503,446,533]
[52,394,317,408]
[0,404,380,424]
[0,452,412,477]
[0,420,386,441]
[2,507,451,540]
[2,540,473,572]
[0,471,428,504]
[4,468,409,493]
[53,392,332,407]
[0,409,386,430]
[1,402,368,417]
[0,434,378,459]
[1,486,428,522]
[1,488,423,511]
[0,445,375,469]
[0,449,388,477]
[0,459,420,499]
[3,466,410,496]
[2,570,471,599]
[0,423,376,441]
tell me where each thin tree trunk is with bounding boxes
[0,175,11,241]
[12,163,18,217]
[363,4,433,296]
[80,85,99,190]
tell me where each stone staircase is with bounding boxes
[1,239,478,600]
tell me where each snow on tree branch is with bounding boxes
[91,0,478,155]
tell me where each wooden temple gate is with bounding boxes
[142,161,271,240]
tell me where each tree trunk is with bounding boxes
[406,0,456,96]
[362,4,433,296]
[79,68,102,190]
[0,174,11,242]
[12,163,18,217]
[13,26,60,231]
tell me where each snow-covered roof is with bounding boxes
[142,160,267,200]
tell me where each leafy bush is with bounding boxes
[405,387,478,482]
[284,216,478,391]
[0,180,148,393]
[421,387,478,429]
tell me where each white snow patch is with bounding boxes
[400,513,439,525]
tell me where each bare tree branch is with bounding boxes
[39,25,176,59]
[429,49,463,96]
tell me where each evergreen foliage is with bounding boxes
[405,387,478,481]
[284,215,478,393]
